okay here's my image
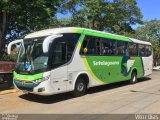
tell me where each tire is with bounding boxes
[0,74,13,87]
[72,77,87,97]
[6,75,13,88]
[130,71,137,84]
[0,75,4,84]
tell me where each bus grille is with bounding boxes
[17,86,33,92]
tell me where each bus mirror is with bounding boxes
[7,39,23,54]
[43,34,63,53]
[83,48,88,53]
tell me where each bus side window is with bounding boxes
[80,36,99,55]
[51,33,80,69]
[96,40,100,55]
[128,43,138,56]
[117,41,126,56]
[138,44,145,57]
[80,38,89,54]
[52,41,67,66]
[145,45,152,57]
[101,39,116,56]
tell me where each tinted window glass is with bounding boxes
[138,44,145,56]
[80,36,100,55]
[51,33,80,68]
[117,41,127,55]
[128,43,138,56]
[145,45,152,57]
[101,39,116,55]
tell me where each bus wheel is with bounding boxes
[6,75,13,88]
[72,77,87,97]
[0,75,4,84]
[130,71,137,84]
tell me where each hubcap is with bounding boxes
[132,75,136,82]
[77,83,84,92]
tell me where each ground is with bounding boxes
[0,71,160,114]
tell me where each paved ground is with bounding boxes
[0,71,160,114]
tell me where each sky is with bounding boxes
[137,0,160,21]
[57,0,160,22]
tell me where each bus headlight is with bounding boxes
[35,75,50,84]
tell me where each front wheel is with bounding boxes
[0,75,4,84]
[72,77,87,97]
[129,71,137,84]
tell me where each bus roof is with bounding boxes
[24,27,151,45]
[24,27,83,39]
[129,38,152,45]
[25,27,130,42]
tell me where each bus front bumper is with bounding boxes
[13,79,57,96]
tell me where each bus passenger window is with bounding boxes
[96,40,100,55]
[101,39,116,55]
[80,38,89,54]
[138,44,145,56]
[117,41,126,56]
[80,36,100,55]
[128,43,138,56]
[145,45,152,57]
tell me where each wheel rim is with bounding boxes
[77,83,84,92]
[132,74,136,82]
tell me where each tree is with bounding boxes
[135,19,160,42]
[58,0,143,33]
[135,19,160,66]
[125,19,160,66]
[57,18,72,27]
[0,0,59,54]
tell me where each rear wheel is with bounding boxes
[130,71,137,84]
[72,77,87,97]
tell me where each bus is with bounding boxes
[7,27,153,96]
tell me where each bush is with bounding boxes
[0,48,18,62]
[0,53,17,62]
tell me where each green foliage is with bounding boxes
[58,0,143,34]
[125,19,160,60]
[0,53,17,61]
[1,0,59,39]
[135,20,160,42]
[0,47,18,61]
[0,0,60,54]
[135,19,160,55]
[57,18,72,27]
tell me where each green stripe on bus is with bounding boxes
[82,56,144,84]
[74,28,131,42]
[14,71,43,81]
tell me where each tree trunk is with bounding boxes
[0,32,3,55]
[0,11,7,55]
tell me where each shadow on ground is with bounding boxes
[0,83,13,91]
[130,77,160,95]
[19,77,151,104]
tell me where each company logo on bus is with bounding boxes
[93,61,119,66]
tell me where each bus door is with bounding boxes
[50,33,80,93]
[50,42,68,93]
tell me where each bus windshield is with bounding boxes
[16,37,48,73]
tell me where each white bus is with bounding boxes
[8,27,153,96]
